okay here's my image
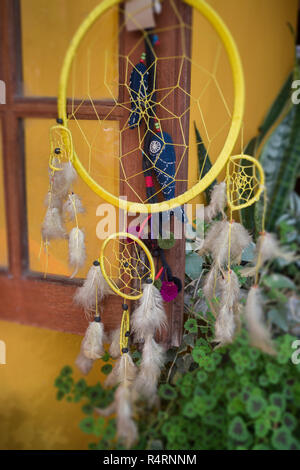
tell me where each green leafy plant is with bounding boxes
[55,328,300,450]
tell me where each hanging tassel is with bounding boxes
[204,182,227,222]
[109,327,121,359]
[68,227,86,277]
[63,193,85,221]
[74,261,111,313]
[214,271,240,346]
[41,207,67,241]
[134,335,165,404]
[131,278,167,341]
[81,319,106,360]
[245,286,276,355]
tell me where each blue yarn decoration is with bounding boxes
[148,131,176,200]
[129,62,149,129]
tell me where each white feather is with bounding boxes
[204,182,227,222]
[41,207,67,241]
[101,352,138,447]
[109,327,121,358]
[214,271,240,345]
[82,321,106,360]
[115,384,138,448]
[219,270,240,308]
[50,161,77,198]
[105,352,137,388]
[230,222,252,264]
[201,220,251,268]
[134,335,165,403]
[75,349,93,375]
[74,264,111,313]
[68,227,86,277]
[63,193,85,221]
[44,191,62,211]
[214,305,235,346]
[202,264,219,301]
[241,232,295,277]
[245,286,276,355]
[131,283,167,341]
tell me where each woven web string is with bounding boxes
[64,0,234,204]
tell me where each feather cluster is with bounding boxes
[75,320,106,375]
[74,263,111,314]
[214,270,240,346]
[131,282,167,341]
[245,286,276,355]
[98,353,138,448]
[42,160,86,278]
[108,327,121,359]
[134,335,165,404]
[63,193,85,221]
[50,161,77,199]
[68,227,86,278]
[82,321,106,360]
[242,232,295,277]
[204,182,227,222]
[41,207,67,241]
[200,220,251,269]
[75,347,93,375]
[201,220,251,312]
[131,281,166,404]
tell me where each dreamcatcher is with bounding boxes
[40,0,270,447]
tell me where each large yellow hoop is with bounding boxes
[99,231,155,300]
[58,0,245,213]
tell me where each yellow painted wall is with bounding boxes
[0,0,298,450]
[0,320,110,450]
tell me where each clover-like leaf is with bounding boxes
[196,370,208,383]
[228,416,249,443]
[182,401,197,418]
[79,416,95,434]
[82,403,94,415]
[269,393,286,411]
[159,384,177,400]
[184,318,198,333]
[101,364,113,376]
[246,395,267,418]
[282,412,297,430]
[265,405,282,423]
[254,418,270,438]
[271,427,293,450]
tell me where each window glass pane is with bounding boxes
[25,118,119,277]
[20,0,118,98]
[0,124,8,267]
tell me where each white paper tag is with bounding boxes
[125,0,156,32]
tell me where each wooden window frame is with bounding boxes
[0,0,190,347]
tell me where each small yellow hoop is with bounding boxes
[49,125,74,171]
[99,231,155,301]
[226,154,265,211]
